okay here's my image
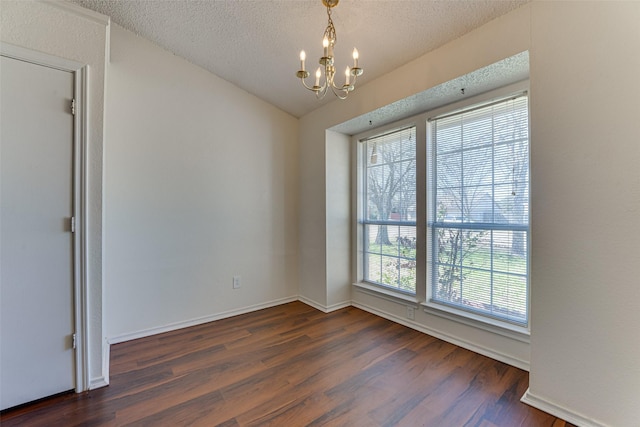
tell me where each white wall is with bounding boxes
[104,25,299,340]
[298,129,351,312]
[325,130,351,309]
[299,2,640,425]
[0,0,108,389]
[525,2,640,425]
[298,119,328,307]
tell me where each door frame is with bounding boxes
[1,42,89,393]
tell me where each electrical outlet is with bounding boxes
[232,276,241,289]
[406,306,415,320]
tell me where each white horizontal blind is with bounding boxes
[362,126,417,293]
[429,95,529,324]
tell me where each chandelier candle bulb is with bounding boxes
[353,48,359,68]
[323,37,329,56]
[315,67,321,86]
[345,66,350,85]
[300,50,306,71]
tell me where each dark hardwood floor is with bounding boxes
[1,301,574,426]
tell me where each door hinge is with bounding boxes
[71,98,76,116]
[70,216,76,233]
[72,333,77,349]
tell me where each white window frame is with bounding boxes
[353,81,530,336]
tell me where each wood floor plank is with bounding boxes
[0,302,576,427]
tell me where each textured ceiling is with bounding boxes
[71,0,529,118]
[333,51,529,135]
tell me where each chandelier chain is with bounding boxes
[324,7,337,45]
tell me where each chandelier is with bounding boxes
[296,0,363,100]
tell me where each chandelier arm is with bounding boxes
[329,74,354,94]
[349,73,357,87]
[316,82,330,99]
[299,69,329,94]
[330,82,346,94]
[330,77,348,91]
[300,77,318,92]
[329,85,349,100]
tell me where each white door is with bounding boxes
[0,55,75,410]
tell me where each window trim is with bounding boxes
[353,81,531,334]
[422,300,530,342]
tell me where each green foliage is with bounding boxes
[369,233,417,292]
[434,202,527,319]
[436,227,486,302]
[435,202,485,302]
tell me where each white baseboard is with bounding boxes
[521,388,606,427]
[89,376,109,390]
[108,296,298,345]
[352,301,530,371]
[326,300,351,312]
[298,296,351,313]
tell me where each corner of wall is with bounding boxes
[521,389,606,427]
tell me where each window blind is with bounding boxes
[362,126,417,293]
[429,95,529,324]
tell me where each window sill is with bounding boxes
[421,302,530,343]
[352,282,420,307]
[351,283,529,344]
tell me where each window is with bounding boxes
[428,94,529,325]
[362,127,417,293]
[355,89,530,328]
